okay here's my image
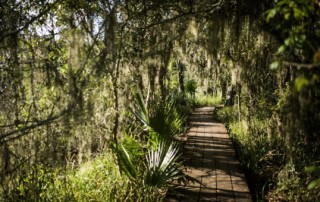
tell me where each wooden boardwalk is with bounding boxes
[168,107,251,202]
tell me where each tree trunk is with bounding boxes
[178,61,185,96]
[106,5,119,145]
[237,84,242,122]
[159,41,172,101]
[225,85,236,106]
[146,64,157,109]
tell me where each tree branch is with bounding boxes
[0,103,76,144]
[0,0,60,43]
[283,61,320,69]
[135,0,223,30]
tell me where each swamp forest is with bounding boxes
[0,0,320,201]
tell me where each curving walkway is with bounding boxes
[168,107,251,202]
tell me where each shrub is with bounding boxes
[185,79,197,98]
[196,91,223,107]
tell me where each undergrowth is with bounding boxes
[10,154,156,202]
[216,106,320,201]
[195,91,223,107]
[6,91,194,201]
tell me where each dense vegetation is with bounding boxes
[213,0,320,201]
[0,0,319,201]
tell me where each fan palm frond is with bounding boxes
[132,89,149,127]
[145,140,184,187]
[113,144,138,181]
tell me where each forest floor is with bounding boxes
[167,107,251,202]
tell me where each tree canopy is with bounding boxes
[0,0,320,200]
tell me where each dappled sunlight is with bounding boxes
[1,0,319,201]
[168,107,251,201]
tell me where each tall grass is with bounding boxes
[195,91,223,106]
[216,106,320,201]
[216,106,285,200]
[11,153,167,202]
[11,155,122,201]
[132,90,190,146]
[8,90,192,202]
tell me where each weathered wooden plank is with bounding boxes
[166,107,251,202]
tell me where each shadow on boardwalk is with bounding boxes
[167,107,252,202]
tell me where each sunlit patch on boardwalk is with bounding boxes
[167,107,251,202]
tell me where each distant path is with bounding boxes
[168,107,251,202]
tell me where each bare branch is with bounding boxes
[283,61,320,69]
[0,0,61,42]
[0,103,76,144]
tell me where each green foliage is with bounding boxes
[168,91,195,116]
[149,102,186,140]
[216,103,320,201]
[64,155,131,201]
[145,140,184,187]
[271,163,318,201]
[113,144,139,181]
[14,163,57,202]
[216,106,238,123]
[11,154,167,202]
[9,86,188,202]
[3,0,319,201]
[305,165,320,190]
[132,89,188,147]
[195,91,223,107]
[132,90,150,128]
[185,79,197,97]
[295,74,320,92]
[266,0,320,71]
[269,61,279,70]
[110,90,187,200]
[266,0,317,52]
[121,133,145,167]
[295,76,310,92]
[216,107,286,200]
[113,138,184,200]
[258,0,320,199]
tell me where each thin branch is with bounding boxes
[138,1,223,30]
[75,18,107,78]
[0,103,76,143]
[0,0,61,42]
[282,61,320,69]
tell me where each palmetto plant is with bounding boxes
[149,102,185,139]
[114,139,184,188]
[132,90,149,129]
[113,144,138,181]
[132,89,186,145]
[145,140,184,187]
[110,89,186,198]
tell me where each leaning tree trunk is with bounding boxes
[159,41,172,101]
[106,5,120,146]
[146,64,157,109]
[178,61,185,96]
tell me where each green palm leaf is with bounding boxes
[132,89,149,127]
[145,140,184,187]
[113,144,138,181]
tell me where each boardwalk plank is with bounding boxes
[167,107,251,202]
